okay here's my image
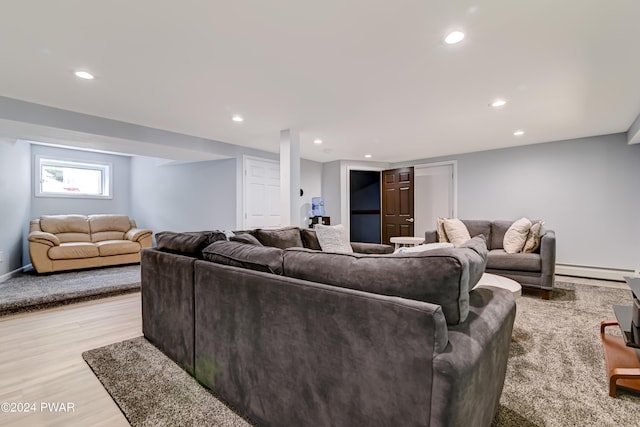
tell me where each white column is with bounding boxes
[280,129,300,226]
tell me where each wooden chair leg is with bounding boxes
[610,377,618,397]
[601,320,619,334]
[609,368,640,397]
[540,289,550,300]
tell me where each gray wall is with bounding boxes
[299,159,323,228]
[130,155,321,234]
[30,144,132,219]
[321,161,342,224]
[394,133,640,271]
[130,157,238,233]
[0,138,30,276]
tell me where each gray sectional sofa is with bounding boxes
[425,219,556,299]
[142,226,516,427]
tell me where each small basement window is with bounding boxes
[36,156,112,199]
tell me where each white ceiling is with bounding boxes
[1,0,639,163]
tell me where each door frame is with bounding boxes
[342,160,457,238]
[242,155,280,229]
[413,160,458,219]
[344,165,385,238]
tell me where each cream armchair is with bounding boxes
[28,214,152,273]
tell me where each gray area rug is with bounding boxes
[83,337,251,427]
[0,265,140,316]
[493,282,640,427]
[83,282,640,426]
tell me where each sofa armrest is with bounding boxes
[142,248,196,374]
[28,231,60,247]
[539,229,556,290]
[431,287,516,426]
[424,230,437,244]
[350,242,394,254]
[126,228,153,243]
[28,233,58,273]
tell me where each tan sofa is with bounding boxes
[28,214,153,273]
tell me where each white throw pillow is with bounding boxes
[523,221,544,253]
[393,242,454,254]
[437,217,449,243]
[503,217,532,254]
[443,218,471,247]
[314,224,353,253]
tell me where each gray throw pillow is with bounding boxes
[155,231,210,258]
[230,233,263,246]
[203,241,284,275]
[300,228,322,250]
[255,227,303,249]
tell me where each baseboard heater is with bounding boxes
[556,264,638,282]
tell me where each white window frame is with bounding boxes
[35,155,113,199]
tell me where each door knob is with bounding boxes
[406,218,414,223]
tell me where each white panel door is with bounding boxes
[244,157,281,229]
[414,163,455,236]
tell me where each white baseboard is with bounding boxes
[0,266,27,283]
[556,264,637,282]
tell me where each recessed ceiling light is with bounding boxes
[364,154,372,159]
[313,139,323,145]
[74,71,94,80]
[490,99,507,108]
[444,31,465,45]
[513,130,525,136]
[232,115,244,122]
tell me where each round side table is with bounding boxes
[390,236,425,250]
[474,273,522,298]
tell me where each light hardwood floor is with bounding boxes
[0,293,142,427]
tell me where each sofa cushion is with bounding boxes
[487,249,541,272]
[255,227,303,249]
[503,217,532,254]
[282,236,489,325]
[156,231,224,258]
[95,240,141,256]
[48,242,99,260]
[300,228,322,250]
[203,241,284,275]
[443,218,471,247]
[203,231,230,246]
[40,215,91,243]
[350,242,395,254]
[461,220,492,245]
[314,224,353,253]
[89,214,131,242]
[230,233,263,245]
[490,220,514,250]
